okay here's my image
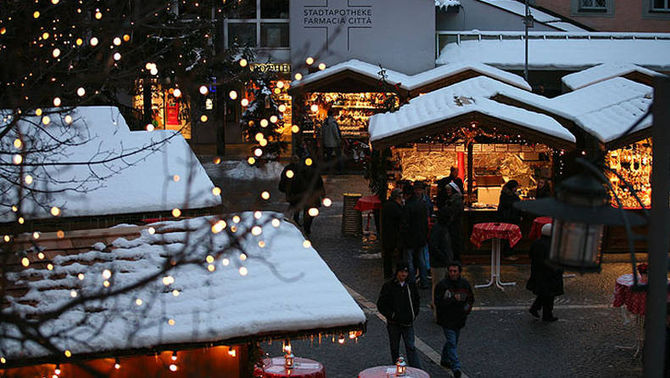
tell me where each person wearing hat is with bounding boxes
[381,188,405,279]
[376,262,422,369]
[527,223,564,322]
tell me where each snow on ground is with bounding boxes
[1,214,366,361]
[220,160,284,181]
[562,63,665,91]
[0,106,219,222]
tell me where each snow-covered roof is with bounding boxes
[436,0,460,9]
[477,0,586,32]
[436,38,670,71]
[291,59,531,92]
[562,63,665,91]
[368,76,575,145]
[0,214,366,363]
[0,106,219,222]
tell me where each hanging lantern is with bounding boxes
[395,356,407,376]
[515,161,645,272]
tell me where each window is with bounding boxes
[651,0,670,11]
[225,0,289,48]
[571,0,613,16]
[579,0,607,10]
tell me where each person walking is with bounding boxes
[278,155,305,226]
[429,210,453,319]
[527,223,563,322]
[435,261,474,378]
[377,263,423,369]
[381,189,404,279]
[401,182,429,289]
[444,182,464,262]
[321,108,342,172]
[497,180,521,261]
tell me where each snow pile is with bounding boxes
[562,63,665,91]
[221,160,284,180]
[0,106,220,222]
[436,0,460,9]
[0,214,366,361]
[437,38,670,71]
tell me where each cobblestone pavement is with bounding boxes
[204,161,644,378]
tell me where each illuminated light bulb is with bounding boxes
[18,217,24,224]
[212,187,222,196]
[230,225,238,232]
[90,37,99,46]
[274,88,281,94]
[270,115,278,123]
[21,257,29,267]
[172,208,181,217]
[308,208,319,217]
[207,264,215,272]
[172,289,180,296]
[114,360,120,369]
[260,119,269,127]
[172,175,180,182]
[0,357,5,363]
[261,191,270,200]
[247,157,256,165]
[50,207,60,216]
[148,227,156,235]
[135,298,143,306]
[77,87,85,97]
[70,290,77,298]
[255,133,264,142]
[229,90,237,100]
[113,37,121,46]
[52,0,59,3]
[228,349,237,357]
[272,218,281,227]
[259,139,268,147]
[291,125,300,133]
[251,226,262,236]
[171,351,178,361]
[38,252,45,260]
[113,52,121,61]
[239,58,248,67]
[206,255,214,263]
[168,319,175,326]
[258,241,266,248]
[33,231,40,239]
[254,148,262,157]
[199,85,208,95]
[52,48,60,58]
[303,240,312,248]
[102,269,112,279]
[150,67,158,75]
[211,220,226,233]
[169,364,178,372]
[33,11,40,19]
[53,97,61,107]
[232,215,241,223]
[318,63,327,70]
[78,273,85,280]
[285,170,294,179]
[310,104,319,112]
[170,88,182,99]
[254,211,262,219]
[0,27,5,35]
[25,175,33,185]
[239,267,248,276]
[294,73,302,80]
[36,109,43,116]
[241,98,249,106]
[278,104,286,112]
[338,335,345,344]
[123,34,130,42]
[277,81,286,90]
[305,158,313,166]
[64,115,73,124]
[323,198,332,207]
[42,116,51,125]
[75,38,83,46]
[162,276,174,285]
[200,115,208,123]
[42,32,50,40]
[213,156,222,164]
[239,253,247,261]
[146,124,155,131]
[306,57,315,65]
[222,258,230,266]
[47,263,54,271]
[13,139,22,149]
[64,350,72,357]
[55,365,61,375]
[3,235,9,242]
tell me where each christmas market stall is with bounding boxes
[0,214,366,377]
[368,77,576,252]
[288,59,532,165]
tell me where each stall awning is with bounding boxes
[369,76,576,149]
[562,63,666,91]
[289,59,531,96]
[1,214,366,367]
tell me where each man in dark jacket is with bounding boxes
[401,182,429,289]
[444,182,464,262]
[429,210,453,319]
[527,223,563,322]
[435,261,474,378]
[381,189,404,279]
[377,263,422,369]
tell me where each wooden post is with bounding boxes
[467,142,474,206]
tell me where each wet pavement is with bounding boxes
[204,159,644,377]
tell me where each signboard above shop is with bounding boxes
[250,63,291,74]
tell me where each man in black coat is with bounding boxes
[401,182,429,289]
[435,261,474,378]
[429,210,453,319]
[444,182,464,262]
[381,189,404,279]
[377,263,422,369]
[527,223,563,322]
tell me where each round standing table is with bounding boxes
[358,365,430,378]
[259,357,325,378]
[354,195,382,234]
[527,216,552,241]
[470,222,522,290]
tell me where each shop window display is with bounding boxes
[606,139,652,208]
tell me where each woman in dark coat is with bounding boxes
[526,223,564,321]
[497,180,521,259]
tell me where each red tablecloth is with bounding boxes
[354,195,382,212]
[259,357,325,378]
[470,222,522,248]
[358,365,430,378]
[528,217,552,241]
